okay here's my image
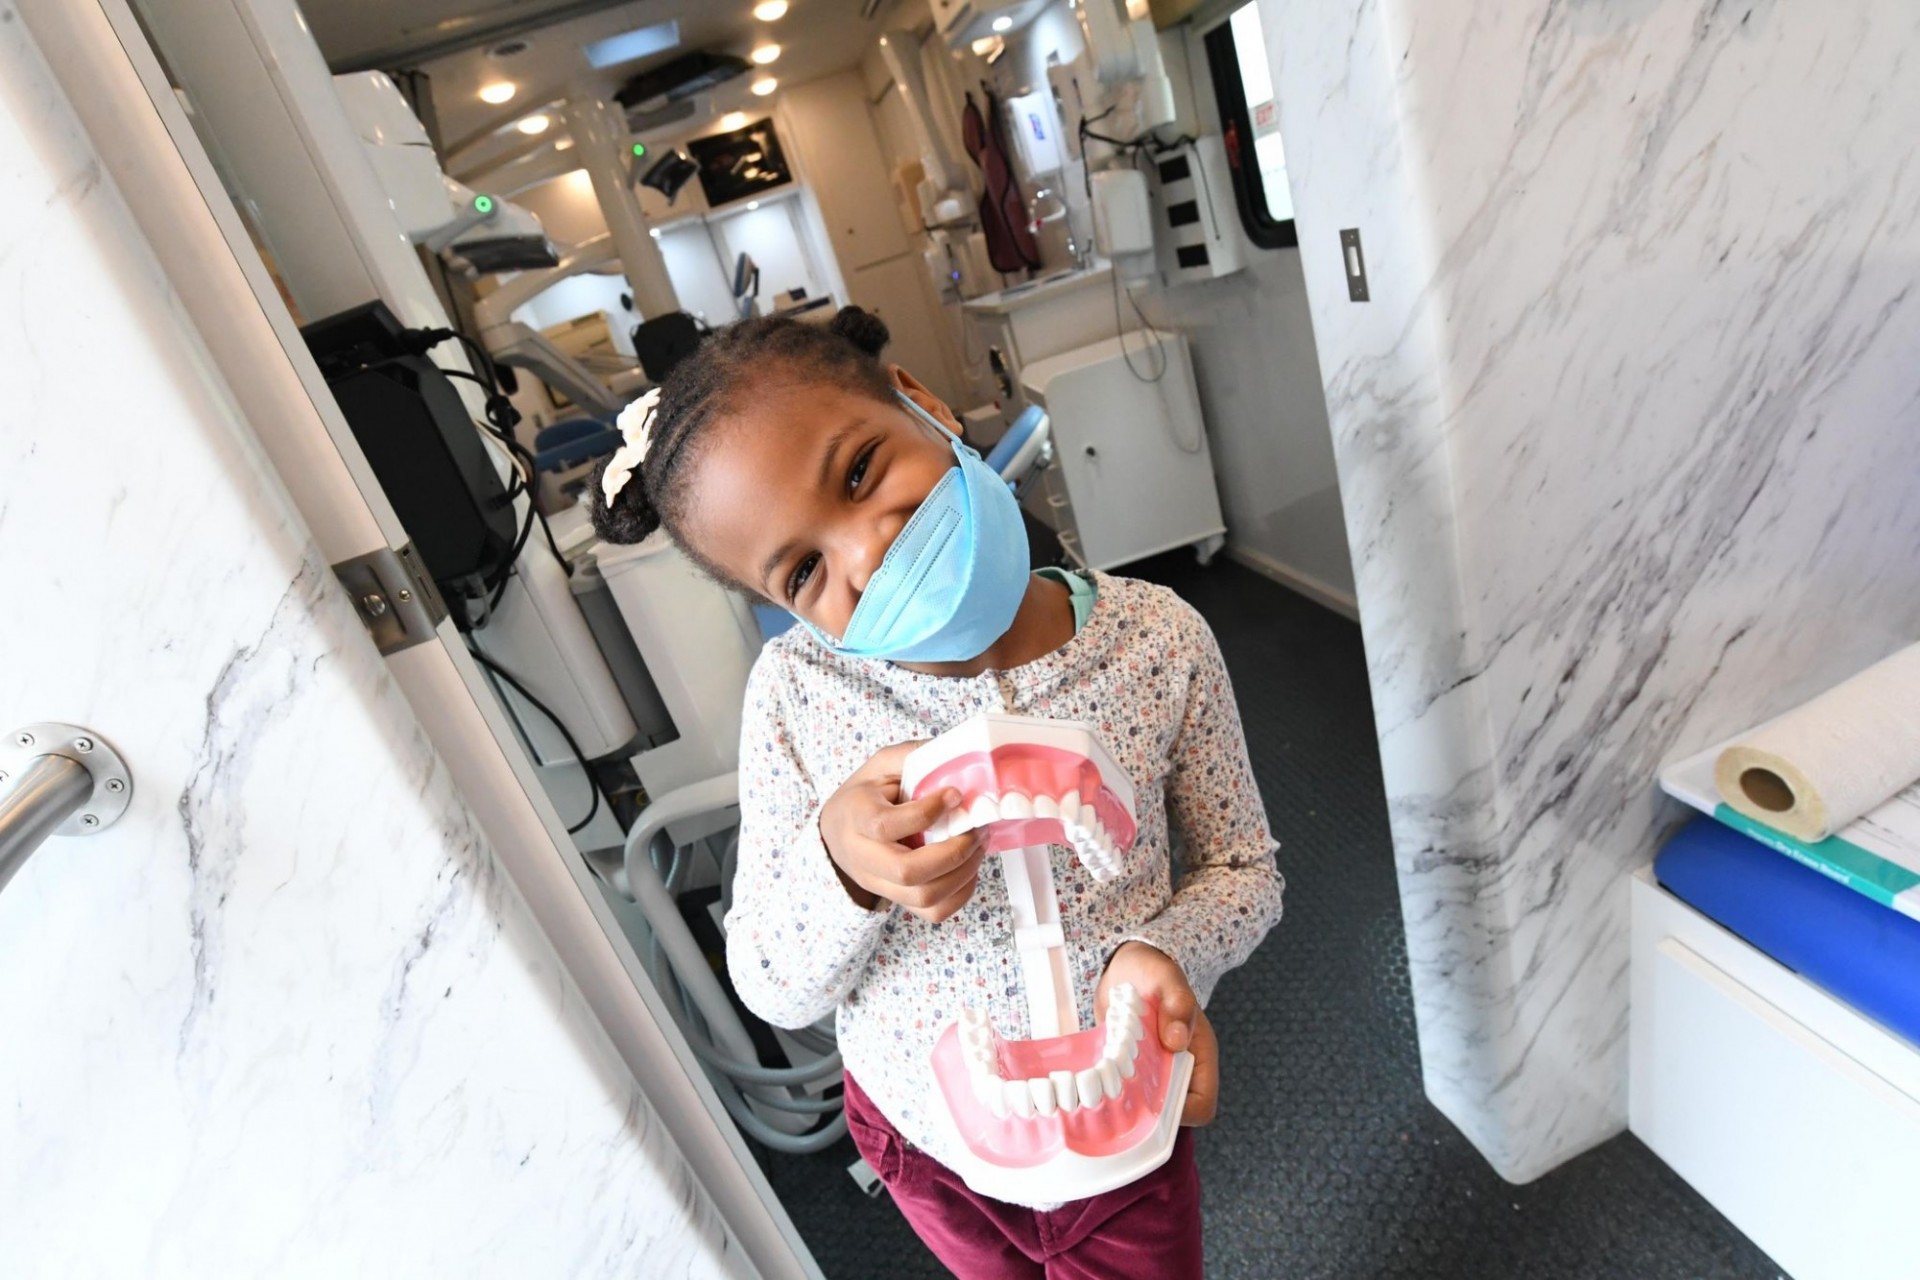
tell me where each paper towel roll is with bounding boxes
[1714,642,1920,842]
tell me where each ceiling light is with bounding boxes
[555,136,574,150]
[582,20,681,70]
[751,77,778,96]
[719,111,749,131]
[747,201,761,211]
[751,44,781,65]
[753,0,788,20]
[971,37,998,56]
[991,14,1013,31]
[479,82,517,105]
[517,113,551,134]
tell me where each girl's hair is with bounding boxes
[587,306,894,586]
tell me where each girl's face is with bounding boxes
[684,367,964,637]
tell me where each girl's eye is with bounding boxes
[786,553,820,602]
[847,445,875,495]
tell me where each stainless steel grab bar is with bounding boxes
[0,756,93,895]
[0,723,134,897]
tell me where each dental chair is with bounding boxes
[986,404,1052,497]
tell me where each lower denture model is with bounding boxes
[901,713,1194,1204]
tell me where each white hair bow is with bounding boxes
[601,387,663,505]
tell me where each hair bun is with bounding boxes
[829,305,891,358]
[587,456,663,545]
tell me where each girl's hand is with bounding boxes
[819,741,990,922]
[1095,941,1219,1126]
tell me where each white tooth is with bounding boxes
[999,792,1033,820]
[1029,1077,1056,1116]
[977,1073,1009,1116]
[1061,790,1080,818]
[1050,1068,1078,1112]
[1033,794,1059,819]
[949,809,977,836]
[970,796,1000,827]
[1115,1047,1137,1079]
[1097,1059,1124,1100]
[1112,984,1139,1012]
[1006,1079,1034,1117]
[1079,802,1099,832]
[1076,1067,1104,1109]
[926,816,950,844]
[960,1006,988,1030]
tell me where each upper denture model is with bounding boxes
[901,714,1193,1204]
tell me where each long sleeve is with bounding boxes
[1120,602,1284,1005]
[723,655,891,1029]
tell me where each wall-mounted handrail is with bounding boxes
[0,723,134,897]
[0,755,93,896]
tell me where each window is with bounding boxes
[1203,2,1298,249]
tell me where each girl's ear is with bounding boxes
[888,364,965,438]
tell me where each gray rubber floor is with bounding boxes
[750,553,1782,1279]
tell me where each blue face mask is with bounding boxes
[802,393,1031,662]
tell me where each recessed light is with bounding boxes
[753,0,788,20]
[751,77,778,96]
[747,201,761,210]
[719,111,749,131]
[971,37,998,56]
[751,44,781,65]
[489,39,531,58]
[583,20,681,70]
[517,113,551,134]
[991,14,1013,31]
[479,82,517,104]
[555,136,574,150]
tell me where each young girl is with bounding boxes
[590,308,1283,1278]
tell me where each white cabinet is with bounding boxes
[963,265,1138,405]
[1019,331,1226,570]
[1629,868,1920,1280]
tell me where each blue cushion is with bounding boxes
[1655,817,1920,1046]
[751,603,796,641]
[984,405,1047,477]
[534,418,622,473]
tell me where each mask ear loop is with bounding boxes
[896,390,979,460]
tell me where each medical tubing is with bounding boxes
[712,1085,849,1155]
[632,828,844,1094]
[462,645,602,833]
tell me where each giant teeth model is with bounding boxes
[903,713,1138,882]
[903,714,1191,1204]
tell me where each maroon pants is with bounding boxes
[843,1073,1204,1279]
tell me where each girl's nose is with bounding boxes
[845,511,908,598]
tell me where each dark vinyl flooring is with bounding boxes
[750,553,1781,1280]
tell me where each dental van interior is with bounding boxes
[63,0,1794,1274]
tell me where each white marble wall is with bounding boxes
[0,14,746,1275]
[1262,0,1920,1181]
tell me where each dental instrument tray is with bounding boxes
[901,713,1193,1203]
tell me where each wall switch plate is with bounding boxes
[1340,228,1370,302]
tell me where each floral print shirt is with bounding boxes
[723,572,1284,1188]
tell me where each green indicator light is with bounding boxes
[632,143,647,157]
[473,194,495,214]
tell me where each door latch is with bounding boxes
[332,542,448,656]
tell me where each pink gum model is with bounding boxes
[901,715,1138,882]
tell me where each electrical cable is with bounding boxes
[464,644,603,834]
